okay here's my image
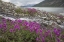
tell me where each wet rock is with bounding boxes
[41,22,48,27]
[59,25,64,29]
[56,19,62,25]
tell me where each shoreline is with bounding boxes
[26,7,64,15]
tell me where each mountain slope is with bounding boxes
[0,0,16,14]
[34,0,64,7]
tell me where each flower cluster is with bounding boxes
[27,8,37,14]
[15,8,37,16]
[0,17,64,42]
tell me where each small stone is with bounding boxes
[57,20,61,24]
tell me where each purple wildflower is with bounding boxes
[36,37,39,41]
[9,28,15,32]
[42,37,45,42]
[27,8,37,14]
[44,30,51,37]
[56,38,61,42]
[61,35,64,38]
[0,24,2,29]
[53,28,61,37]
[2,18,7,23]
[22,20,29,26]
[14,24,20,30]
[15,19,22,23]
[28,21,40,32]
[10,20,15,25]
[2,23,7,31]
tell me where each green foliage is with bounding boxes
[0,17,64,42]
[0,29,37,42]
[0,19,37,42]
[15,7,38,16]
[15,8,23,14]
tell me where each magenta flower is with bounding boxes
[2,23,7,31]
[2,18,7,23]
[2,23,7,28]
[28,21,40,32]
[29,21,40,29]
[9,28,15,32]
[27,8,37,14]
[22,20,29,26]
[15,19,22,23]
[10,20,15,25]
[36,28,43,35]
[61,35,64,38]
[14,24,20,30]
[56,38,61,42]
[0,24,2,29]
[44,30,51,37]
[53,28,61,37]
[36,37,39,41]
[42,37,45,42]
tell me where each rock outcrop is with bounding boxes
[0,0,16,15]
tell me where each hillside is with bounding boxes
[0,0,16,15]
[0,0,64,30]
[34,0,64,7]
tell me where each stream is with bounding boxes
[0,13,64,29]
